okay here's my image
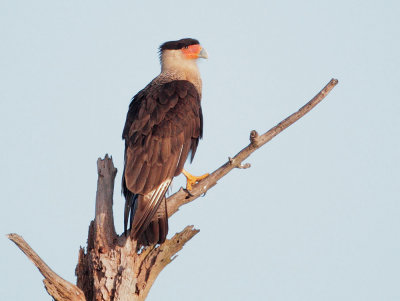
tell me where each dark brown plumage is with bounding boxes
[122,80,203,245]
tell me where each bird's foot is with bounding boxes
[182,169,209,191]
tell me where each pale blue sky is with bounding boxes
[1,1,399,300]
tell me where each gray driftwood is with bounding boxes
[8,79,338,300]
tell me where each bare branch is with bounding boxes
[133,226,200,300]
[7,233,86,301]
[9,79,338,301]
[166,78,338,216]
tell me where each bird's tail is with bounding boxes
[123,179,171,246]
[137,196,168,246]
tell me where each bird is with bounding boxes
[122,38,208,246]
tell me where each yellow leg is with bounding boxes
[182,169,209,191]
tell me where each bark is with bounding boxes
[7,79,338,300]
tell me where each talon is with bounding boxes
[184,188,194,197]
[182,169,209,191]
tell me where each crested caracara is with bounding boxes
[122,38,208,246]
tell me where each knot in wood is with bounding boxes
[250,130,260,147]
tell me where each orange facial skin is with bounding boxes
[182,44,202,59]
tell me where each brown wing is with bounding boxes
[122,80,203,239]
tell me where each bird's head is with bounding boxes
[159,38,208,72]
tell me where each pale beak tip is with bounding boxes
[199,48,208,59]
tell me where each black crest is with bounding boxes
[159,38,200,52]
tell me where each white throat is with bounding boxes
[159,50,202,95]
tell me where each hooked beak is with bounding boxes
[198,47,208,59]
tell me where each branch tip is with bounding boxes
[238,162,251,169]
[228,157,251,169]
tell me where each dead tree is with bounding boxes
[8,79,338,301]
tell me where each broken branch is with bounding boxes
[7,233,86,301]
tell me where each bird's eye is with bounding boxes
[183,46,189,49]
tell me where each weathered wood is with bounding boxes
[75,156,200,301]
[94,155,118,250]
[75,78,338,300]
[8,79,338,300]
[7,233,85,301]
